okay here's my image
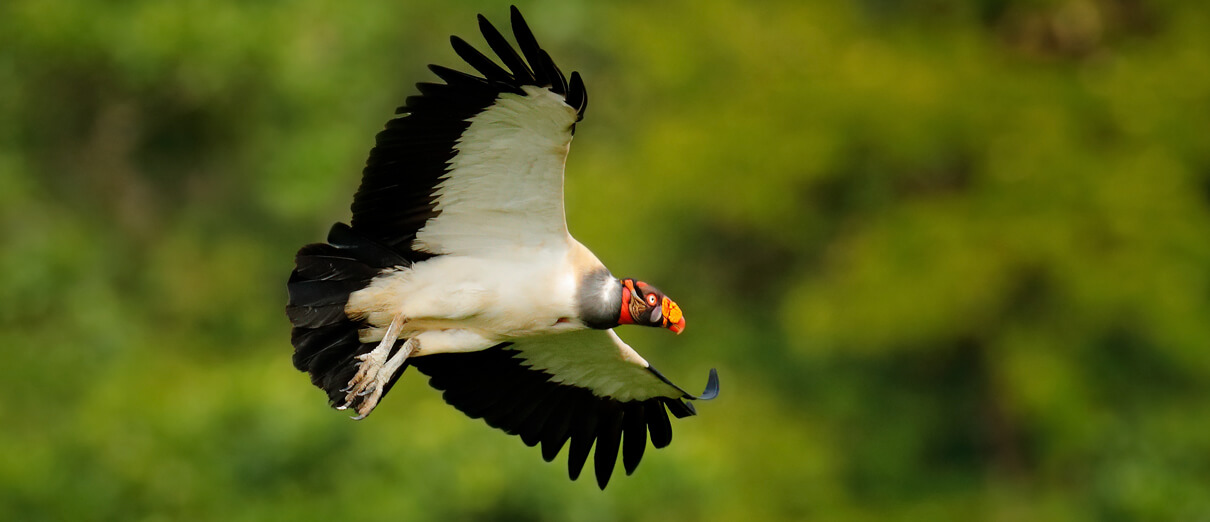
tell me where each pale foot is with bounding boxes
[348,337,417,420]
[336,312,406,413]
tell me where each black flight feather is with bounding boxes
[593,401,625,489]
[478,14,535,83]
[540,49,568,95]
[566,403,599,481]
[646,402,674,449]
[509,5,549,86]
[408,344,714,488]
[665,399,697,419]
[427,64,492,90]
[449,35,514,85]
[541,401,576,462]
[567,71,587,121]
[622,403,648,475]
[348,8,586,253]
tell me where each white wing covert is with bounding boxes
[347,8,588,258]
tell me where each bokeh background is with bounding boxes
[3,0,1209,520]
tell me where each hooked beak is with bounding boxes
[662,297,686,335]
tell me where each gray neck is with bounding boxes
[576,268,621,329]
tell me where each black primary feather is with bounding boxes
[449,35,517,87]
[509,5,549,86]
[478,14,536,83]
[566,71,587,121]
[540,49,568,95]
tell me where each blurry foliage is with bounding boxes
[2,0,1209,520]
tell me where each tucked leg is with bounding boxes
[337,325,496,419]
[338,312,406,412]
[407,328,498,355]
[349,336,417,420]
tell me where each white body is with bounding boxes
[345,86,604,356]
[345,240,585,354]
[338,80,679,404]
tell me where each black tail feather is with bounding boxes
[287,223,412,407]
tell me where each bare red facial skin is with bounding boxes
[618,280,635,325]
[617,278,684,333]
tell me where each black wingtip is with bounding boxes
[666,399,696,419]
[645,365,719,401]
[539,49,568,95]
[450,34,513,84]
[509,5,528,36]
[510,5,541,61]
[477,10,536,84]
[698,368,720,400]
[566,71,587,121]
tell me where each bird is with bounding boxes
[285,6,719,489]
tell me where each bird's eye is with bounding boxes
[646,294,658,306]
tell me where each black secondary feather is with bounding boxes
[410,345,702,489]
[621,403,648,475]
[593,402,624,488]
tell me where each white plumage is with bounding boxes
[286,7,716,489]
[415,86,577,256]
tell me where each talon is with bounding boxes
[332,317,414,420]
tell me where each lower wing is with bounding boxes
[409,328,719,489]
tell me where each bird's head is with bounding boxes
[617,278,685,334]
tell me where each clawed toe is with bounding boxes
[333,330,417,420]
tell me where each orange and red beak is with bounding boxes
[662,296,686,335]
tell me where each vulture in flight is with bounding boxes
[286,6,719,489]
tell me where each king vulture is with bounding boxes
[286,6,719,489]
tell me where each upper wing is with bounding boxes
[408,329,719,489]
[350,7,589,257]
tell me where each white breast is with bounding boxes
[345,240,587,349]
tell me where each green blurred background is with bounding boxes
[3,0,1209,520]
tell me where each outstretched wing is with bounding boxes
[409,329,719,490]
[350,6,589,258]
